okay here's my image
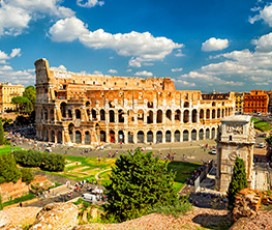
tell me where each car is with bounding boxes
[257,143,266,148]
[210,149,217,155]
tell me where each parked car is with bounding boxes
[82,193,98,203]
[209,149,217,155]
[257,143,266,148]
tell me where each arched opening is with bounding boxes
[75,109,81,119]
[212,102,216,106]
[75,131,82,144]
[191,129,197,141]
[147,131,153,143]
[183,110,189,123]
[205,128,210,139]
[137,131,144,143]
[68,109,72,119]
[212,109,216,119]
[127,110,135,123]
[175,110,181,121]
[109,110,115,123]
[166,110,172,121]
[91,109,97,120]
[184,102,189,108]
[85,131,90,144]
[147,111,153,124]
[43,129,48,141]
[166,130,171,142]
[156,131,162,143]
[100,130,106,142]
[147,101,153,108]
[109,130,115,143]
[217,108,220,118]
[118,130,124,143]
[128,132,134,143]
[138,109,144,122]
[200,109,204,119]
[50,130,55,142]
[199,129,204,140]
[60,102,67,118]
[183,130,189,141]
[174,130,180,142]
[56,131,62,143]
[85,101,90,107]
[68,123,74,142]
[100,109,105,120]
[157,110,163,123]
[222,109,225,118]
[206,109,210,119]
[211,128,216,139]
[192,109,197,123]
[118,110,124,123]
[44,109,48,120]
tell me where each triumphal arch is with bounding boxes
[35,58,235,146]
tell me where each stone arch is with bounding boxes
[50,130,55,142]
[75,109,81,119]
[100,109,105,120]
[157,110,163,123]
[166,110,172,121]
[118,130,124,143]
[68,109,72,119]
[183,110,189,123]
[183,130,189,141]
[57,131,62,143]
[85,101,91,107]
[118,110,125,123]
[127,110,135,123]
[191,129,197,141]
[68,123,74,142]
[222,109,225,118]
[147,101,153,108]
[156,131,163,143]
[217,108,220,118]
[43,129,48,142]
[175,110,181,121]
[109,110,115,123]
[100,130,106,142]
[211,127,216,139]
[206,109,210,119]
[166,130,171,142]
[60,102,67,118]
[75,130,82,144]
[174,130,180,142]
[128,131,134,143]
[50,109,54,121]
[85,131,90,144]
[147,131,153,143]
[212,109,216,119]
[200,109,204,119]
[147,110,153,124]
[91,109,97,120]
[137,131,144,143]
[109,130,115,143]
[184,101,189,108]
[212,102,216,106]
[205,128,210,139]
[199,129,204,140]
[192,109,197,123]
[138,109,144,122]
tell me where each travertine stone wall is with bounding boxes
[35,58,235,145]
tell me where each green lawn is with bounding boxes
[0,145,21,155]
[252,117,271,132]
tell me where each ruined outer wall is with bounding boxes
[35,58,235,145]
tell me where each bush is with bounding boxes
[40,153,65,172]
[21,168,34,184]
[0,154,21,183]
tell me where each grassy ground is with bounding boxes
[252,117,271,132]
[0,145,21,155]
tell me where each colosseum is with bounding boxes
[35,58,235,146]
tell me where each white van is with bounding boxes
[82,193,97,203]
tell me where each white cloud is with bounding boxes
[201,37,229,52]
[135,70,153,78]
[0,0,74,36]
[93,70,103,75]
[108,69,117,74]
[0,48,21,63]
[51,64,67,71]
[77,0,104,8]
[49,17,182,66]
[10,48,21,58]
[252,32,272,52]
[249,3,272,27]
[173,79,195,87]
[171,68,183,72]
[175,49,184,57]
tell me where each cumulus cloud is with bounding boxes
[0,0,74,36]
[135,70,153,78]
[249,3,272,27]
[77,0,104,8]
[0,48,21,64]
[252,32,272,52]
[201,37,229,52]
[108,69,117,74]
[49,17,182,67]
[171,68,183,72]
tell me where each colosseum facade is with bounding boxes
[35,58,235,146]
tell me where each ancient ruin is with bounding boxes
[35,58,235,145]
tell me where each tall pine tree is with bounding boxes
[227,157,248,210]
[105,149,178,222]
[0,119,4,145]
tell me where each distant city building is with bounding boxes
[35,58,236,145]
[0,83,25,113]
[243,90,269,114]
[216,115,255,193]
[234,92,245,114]
[267,91,272,114]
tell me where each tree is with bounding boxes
[105,149,178,222]
[23,86,36,110]
[0,119,4,145]
[227,157,248,210]
[11,96,32,114]
[0,154,21,183]
[0,194,3,210]
[21,168,34,184]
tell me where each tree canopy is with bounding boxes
[227,157,248,210]
[0,119,4,145]
[105,149,178,222]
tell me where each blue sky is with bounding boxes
[0,0,272,93]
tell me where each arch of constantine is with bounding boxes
[35,58,235,146]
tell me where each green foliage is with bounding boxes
[266,135,272,146]
[251,117,271,132]
[105,149,179,222]
[23,86,36,108]
[13,150,65,172]
[20,168,34,184]
[11,96,32,114]
[0,119,4,145]
[0,153,21,183]
[0,194,3,210]
[227,157,248,210]
[3,193,35,207]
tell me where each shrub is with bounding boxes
[21,168,34,184]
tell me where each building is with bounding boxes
[234,92,244,114]
[35,58,236,145]
[0,83,25,113]
[216,115,255,193]
[243,90,269,114]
